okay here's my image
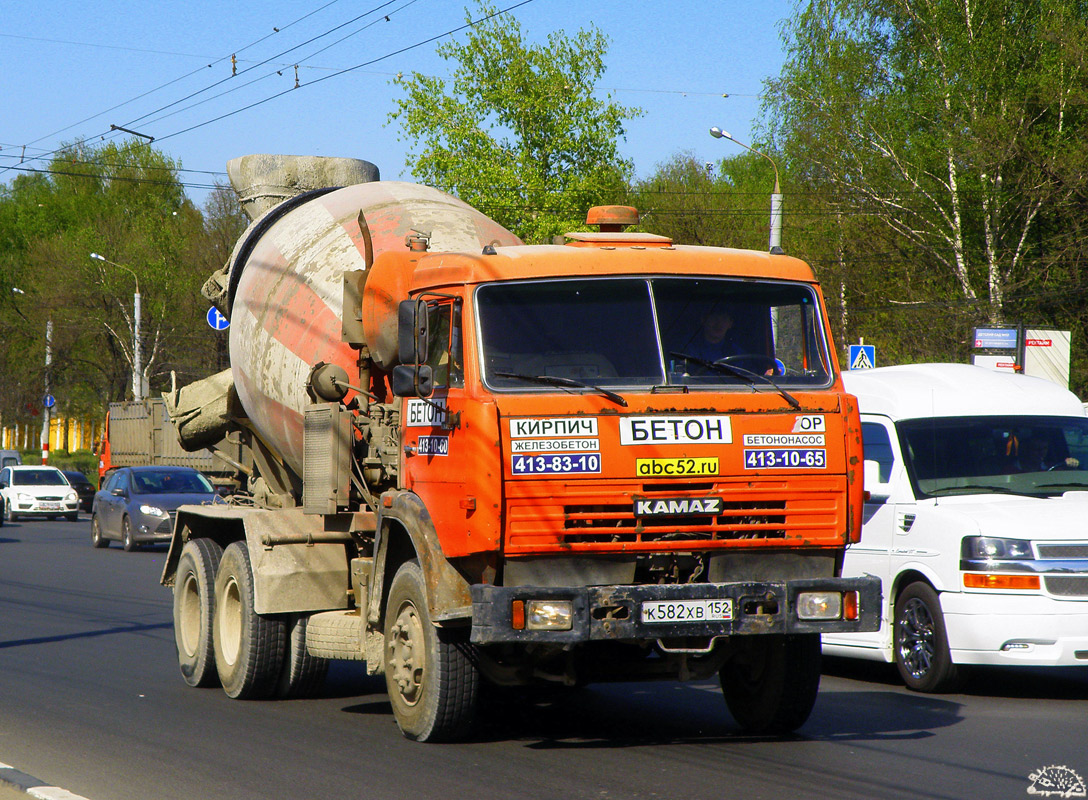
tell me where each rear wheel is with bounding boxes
[384,560,479,742]
[720,634,821,734]
[213,541,285,699]
[122,517,136,551]
[91,515,109,548]
[894,582,960,693]
[276,614,329,698]
[174,538,224,688]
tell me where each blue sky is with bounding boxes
[0,0,794,206]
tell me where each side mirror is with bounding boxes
[863,459,891,502]
[391,364,434,398]
[111,487,125,497]
[398,299,429,364]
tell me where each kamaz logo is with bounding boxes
[633,497,724,517]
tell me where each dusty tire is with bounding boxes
[91,515,109,548]
[213,541,285,699]
[174,538,224,688]
[895,582,960,693]
[720,634,821,734]
[122,517,136,551]
[276,614,329,699]
[384,560,479,742]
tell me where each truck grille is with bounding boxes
[504,476,847,555]
[562,499,788,543]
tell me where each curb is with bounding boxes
[0,763,91,800]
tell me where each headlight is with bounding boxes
[962,536,1034,560]
[139,504,167,516]
[796,591,843,620]
[511,599,574,631]
[66,492,77,502]
[17,492,34,503]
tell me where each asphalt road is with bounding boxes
[2,516,1087,800]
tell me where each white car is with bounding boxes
[0,465,81,521]
[824,363,1088,691]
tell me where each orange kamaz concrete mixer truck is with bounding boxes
[160,154,880,742]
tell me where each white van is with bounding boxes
[825,363,1088,691]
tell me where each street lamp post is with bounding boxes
[90,252,142,402]
[709,127,783,253]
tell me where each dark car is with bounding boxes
[91,466,218,551]
[62,470,96,513]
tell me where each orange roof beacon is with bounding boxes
[158,155,880,742]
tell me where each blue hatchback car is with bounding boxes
[91,466,218,551]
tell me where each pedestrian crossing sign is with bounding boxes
[848,344,876,370]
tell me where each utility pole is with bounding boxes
[41,319,52,463]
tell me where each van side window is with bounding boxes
[862,422,895,482]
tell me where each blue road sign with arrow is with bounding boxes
[206,307,230,331]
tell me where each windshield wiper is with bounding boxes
[669,352,800,410]
[495,372,628,407]
[926,484,1036,497]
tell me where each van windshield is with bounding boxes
[476,277,833,391]
[898,415,1088,497]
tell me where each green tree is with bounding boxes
[389,1,641,242]
[764,0,1088,330]
[0,139,219,436]
[631,150,783,250]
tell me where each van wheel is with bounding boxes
[174,538,224,687]
[895,582,960,693]
[213,542,285,699]
[720,633,821,734]
[384,560,479,741]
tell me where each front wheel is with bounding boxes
[122,517,136,551]
[213,541,285,699]
[894,582,960,692]
[720,634,821,734]
[384,560,479,742]
[174,537,224,688]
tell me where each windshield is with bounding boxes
[476,277,832,390]
[12,469,66,486]
[898,415,1088,497]
[131,471,214,494]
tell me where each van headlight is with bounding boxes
[962,537,1033,560]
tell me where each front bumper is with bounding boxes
[470,575,882,645]
[13,500,78,516]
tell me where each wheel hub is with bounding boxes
[387,603,425,706]
[897,597,936,678]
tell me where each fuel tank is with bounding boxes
[225,174,521,475]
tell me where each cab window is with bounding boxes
[426,301,463,389]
